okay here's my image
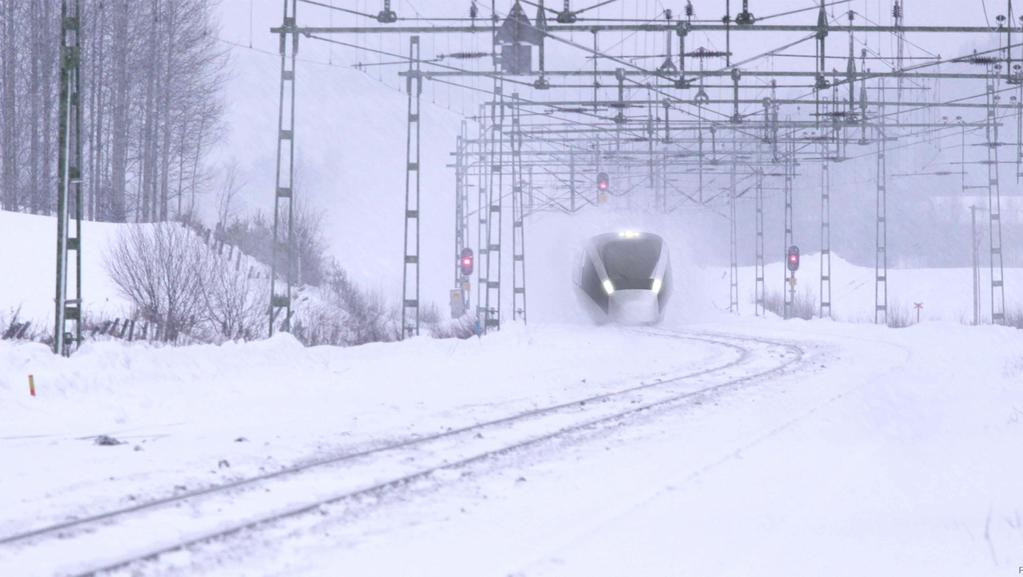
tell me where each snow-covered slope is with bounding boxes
[4,205,1020,331]
[0,211,132,326]
[212,2,464,309]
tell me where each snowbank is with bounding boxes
[4,317,1019,575]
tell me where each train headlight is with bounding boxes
[602,279,615,295]
[651,278,663,294]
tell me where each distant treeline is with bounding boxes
[0,0,226,222]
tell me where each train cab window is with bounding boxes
[599,237,661,290]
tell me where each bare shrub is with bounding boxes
[219,204,327,287]
[427,315,478,339]
[219,212,271,266]
[199,253,269,342]
[105,223,208,341]
[294,207,328,287]
[420,303,441,326]
[1,307,42,341]
[216,161,246,226]
[886,301,913,329]
[1006,308,1023,330]
[418,302,478,339]
[293,262,398,347]
[764,289,818,320]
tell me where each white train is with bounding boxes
[575,232,672,324]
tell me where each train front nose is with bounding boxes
[608,290,660,324]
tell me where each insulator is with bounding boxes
[444,51,489,59]
[685,1,694,18]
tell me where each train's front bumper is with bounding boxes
[608,290,660,324]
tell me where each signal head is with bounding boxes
[787,245,801,272]
[459,248,475,276]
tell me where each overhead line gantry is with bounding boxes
[264,0,1019,337]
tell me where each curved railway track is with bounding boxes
[0,330,808,577]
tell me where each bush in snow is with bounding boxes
[198,250,269,342]
[885,301,913,329]
[105,223,208,342]
[426,314,478,339]
[1,307,41,341]
[1005,308,1023,330]
[106,222,272,343]
[104,218,455,347]
[291,262,399,347]
[217,205,328,287]
[415,303,477,339]
[763,289,817,320]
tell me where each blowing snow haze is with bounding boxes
[0,1,1021,576]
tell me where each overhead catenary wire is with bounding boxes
[261,0,1022,335]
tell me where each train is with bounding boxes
[575,231,672,324]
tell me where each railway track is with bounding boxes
[0,331,807,577]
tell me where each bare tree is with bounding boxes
[105,223,208,341]
[296,263,397,347]
[216,160,245,227]
[0,0,226,222]
[1,0,20,211]
[200,251,268,342]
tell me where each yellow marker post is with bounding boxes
[28,374,36,397]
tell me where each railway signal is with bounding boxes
[787,245,801,273]
[459,248,474,277]
[262,3,1016,334]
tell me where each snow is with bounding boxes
[6,0,1020,329]
[0,210,132,326]
[734,253,1023,323]
[211,4,464,308]
[0,325,726,544]
[1,2,1022,575]
[2,317,1022,576]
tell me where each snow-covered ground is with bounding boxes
[2,2,1022,575]
[2,197,1021,576]
[1,315,1021,576]
[0,324,727,528]
[245,319,1023,577]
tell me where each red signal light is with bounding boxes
[787,245,800,272]
[459,248,474,276]
[597,172,610,192]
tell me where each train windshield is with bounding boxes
[600,237,662,289]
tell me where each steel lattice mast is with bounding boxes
[54,0,83,356]
[263,0,1021,333]
[269,0,298,336]
[401,36,423,338]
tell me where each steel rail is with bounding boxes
[3,333,805,577]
